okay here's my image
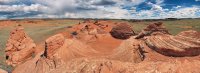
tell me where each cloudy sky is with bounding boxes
[0,0,200,19]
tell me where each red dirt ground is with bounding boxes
[1,20,200,73]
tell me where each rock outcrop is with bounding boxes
[14,58,200,73]
[12,34,144,73]
[5,27,36,66]
[110,23,135,39]
[70,21,122,54]
[176,30,200,40]
[44,34,99,62]
[134,22,200,56]
[11,20,144,73]
[0,68,8,73]
[135,22,170,39]
[108,37,143,63]
[6,21,200,73]
[145,30,200,56]
[44,34,65,59]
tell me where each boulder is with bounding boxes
[110,23,135,39]
[5,27,36,66]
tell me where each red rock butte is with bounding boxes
[2,20,200,73]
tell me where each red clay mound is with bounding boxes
[108,37,143,63]
[110,23,135,39]
[135,22,170,39]
[12,34,144,73]
[145,30,200,57]
[44,34,143,62]
[44,34,100,61]
[5,27,36,66]
[69,21,123,54]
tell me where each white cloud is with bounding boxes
[147,2,163,11]
[130,0,146,5]
[103,7,132,19]
[155,0,164,5]
[166,7,200,18]
[0,0,15,3]
[175,6,182,9]
[0,4,48,12]
[20,0,135,19]
[152,4,163,11]
[63,6,132,19]
[132,6,200,19]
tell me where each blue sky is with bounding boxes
[0,0,200,19]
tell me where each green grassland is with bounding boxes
[0,19,200,71]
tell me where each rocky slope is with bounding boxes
[3,21,200,73]
[5,27,36,67]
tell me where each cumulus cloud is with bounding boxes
[0,0,200,19]
[132,6,200,19]
[166,7,200,18]
[0,0,140,19]
[0,4,48,12]
[129,0,146,5]
[147,2,163,11]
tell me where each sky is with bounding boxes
[0,0,200,19]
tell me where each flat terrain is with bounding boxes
[0,19,200,71]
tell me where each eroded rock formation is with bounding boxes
[135,22,170,39]
[145,30,200,56]
[176,30,200,40]
[11,21,144,73]
[108,37,143,63]
[44,34,99,62]
[62,58,200,73]
[5,27,36,66]
[44,34,65,59]
[4,21,200,73]
[0,68,8,73]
